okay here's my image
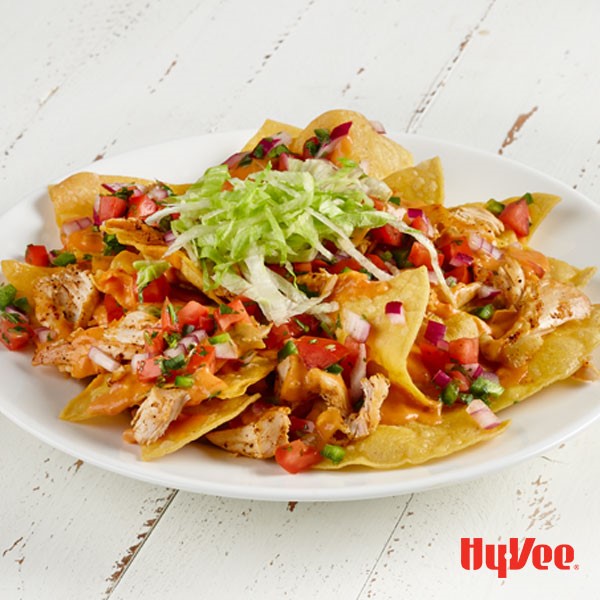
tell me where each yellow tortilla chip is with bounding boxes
[317,410,508,469]
[290,109,413,180]
[48,172,189,227]
[242,119,302,152]
[492,304,600,411]
[60,373,151,421]
[141,394,260,460]
[384,157,445,206]
[1,260,54,306]
[332,268,437,411]
[548,257,596,288]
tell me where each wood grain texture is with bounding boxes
[0,0,599,598]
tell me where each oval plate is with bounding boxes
[0,131,598,501]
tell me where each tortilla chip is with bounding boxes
[332,268,437,410]
[60,373,151,421]
[1,260,55,306]
[48,172,189,227]
[141,394,260,460]
[290,109,413,180]
[317,410,508,469]
[384,157,445,206]
[548,257,596,288]
[495,192,560,245]
[242,119,302,152]
[492,304,600,411]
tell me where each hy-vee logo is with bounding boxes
[461,537,576,578]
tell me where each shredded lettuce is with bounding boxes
[152,159,436,323]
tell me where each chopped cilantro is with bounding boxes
[471,303,495,320]
[440,381,459,405]
[325,363,343,375]
[277,340,298,361]
[103,233,126,256]
[485,199,505,216]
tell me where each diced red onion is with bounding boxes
[147,186,169,201]
[463,363,483,378]
[466,399,501,430]
[330,121,352,140]
[277,355,292,380]
[164,347,183,359]
[88,346,120,372]
[369,120,386,134]
[61,216,92,236]
[129,186,144,198]
[436,339,449,351]
[179,334,201,352]
[163,231,176,245]
[385,301,406,325]
[343,309,371,342]
[468,233,504,260]
[34,327,52,343]
[256,132,293,156]
[190,329,208,343]
[428,271,439,285]
[424,320,446,345]
[5,306,28,322]
[214,340,238,359]
[349,343,367,401]
[93,195,101,225]
[101,183,124,194]
[477,285,501,300]
[449,252,474,268]
[130,352,149,372]
[316,122,353,158]
[407,208,423,219]
[480,370,500,385]
[223,151,250,169]
[432,369,452,387]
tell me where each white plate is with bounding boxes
[0,131,599,502]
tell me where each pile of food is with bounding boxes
[1,109,599,473]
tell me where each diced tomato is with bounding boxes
[288,417,316,440]
[338,336,362,379]
[144,330,164,356]
[178,301,211,330]
[445,265,472,284]
[370,224,403,247]
[408,242,443,270]
[275,439,322,474]
[419,341,449,374]
[214,298,251,331]
[449,369,471,392]
[137,357,163,383]
[295,336,350,370]
[186,343,216,374]
[365,253,391,273]
[302,136,320,159]
[293,262,313,274]
[127,194,159,220]
[25,244,50,267]
[310,259,330,272]
[97,195,128,223]
[410,216,431,236]
[161,298,180,333]
[141,275,170,303]
[499,197,530,237]
[104,295,124,323]
[241,300,261,321]
[265,315,319,350]
[440,237,474,266]
[0,315,31,351]
[328,257,362,274]
[448,338,479,365]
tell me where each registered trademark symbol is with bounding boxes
[574,564,580,570]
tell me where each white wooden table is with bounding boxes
[1,1,599,598]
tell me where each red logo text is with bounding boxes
[461,537,575,578]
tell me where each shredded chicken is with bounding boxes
[33,310,156,376]
[345,373,389,439]
[305,368,351,416]
[450,205,505,237]
[33,265,99,336]
[206,407,291,458]
[132,387,189,445]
